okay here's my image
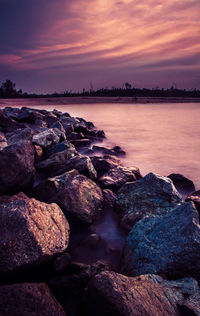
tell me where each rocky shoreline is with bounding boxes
[0,106,200,315]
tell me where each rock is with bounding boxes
[44,112,59,127]
[2,106,21,120]
[0,132,7,150]
[79,271,200,316]
[115,172,182,230]
[33,169,103,225]
[112,146,126,156]
[36,147,77,176]
[32,128,65,148]
[16,107,44,123]
[0,193,70,273]
[6,127,34,145]
[168,173,195,196]
[96,130,106,138]
[186,190,200,213]
[91,155,122,176]
[71,139,91,149]
[100,166,137,191]
[0,141,35,194]
[92,145,115,156]
[80,234,102,248]
[0,283,66,316]
[103,189,116,209]
[50,121,66,134]
[34,144,43,162]
[121,202,200,280]
[0,109,25,133]
[65,155,97,180]
[67,131,84,140]
[47,140,76,157]
[54,253,71,273]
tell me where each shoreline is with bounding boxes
[1,96,200,105]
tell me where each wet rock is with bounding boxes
[33,169,103,225]
[32,128,65,148]
[6,127,34,145]
[0,283,66,316]
[103,189,116,209]
[47,140,76,157]
[79,271,200,316]
[112,146,126,156]
[100,166,137,191]
[16,108,44,123]
[115,172,182,230]
[67,131,85,140]
[96,130,106,138]
[59,116,78,134]
[36,147,77,176]
[44,112,59,127]
[0,132,7,150]
[65,155,97,180]
[91,155,122,176]
[0,141,35,194]
[92,145,116,156]
[0,193,70,273]
[54,253,71,273]
[168,173,195,196]
[186,190,200,213]
[71,139,92,149]
[50,120,66,134]
[121,202,200,280]
[2,106,21,120]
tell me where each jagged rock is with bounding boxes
[91,155,122,176]
[103,189,116,209]
[16,107,44,123]
[65,155,97,180]
[0,109,25,133]
[0,132,7,150]
[71,139,91,149]
[32,128,65,148]
[50,121,66,134]
[79,271,200,316]
[6,127,34,145]
[2,106,21,120]
[121,202,200,280]
[168,173,195,196]
[92,145,116,156]
[0,283,66,316]
[100,166,138,191]
[36,147,77,176]
[186,190,200,213]
[44,112,59,127]
[47,140,76,157]
[67,131,85,140]
[115,172,182,230]
[33,169,103,225]
[0,193,70,273]
[0,141,35,194]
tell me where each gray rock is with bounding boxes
[80,271,200,316]
[0,283,66,316]
[32,128,65,148]
[115,172,182,230]
[0,141,35,194]
[0,193,70,273]
[121,202,200,280]
[33,169,103,225]
[6,127,34,145]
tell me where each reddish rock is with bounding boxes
[0,193,70,273]
[103,189,116,209]
[0,283,66,316]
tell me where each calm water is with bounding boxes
[1,98,200,190]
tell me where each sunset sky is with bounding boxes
[0,0,200,93]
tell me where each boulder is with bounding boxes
[16,107,44,123]
[0,283,66,316]
[6,127,34,145]
[0,141,35,194]
[44,112,59,127]
[67,131,85,140]
[36,147,77,176]
[91,155,122,176]
[168,173,195,196]
[115,172,182,230]
[0,109,25,133]
[33,169,103,225]
[92,145,125,157]
[70,139,91,149]
[79,271,200,316]
[32,128,65,148]
[186,190,200,213]
[46,140,76,157]
[0,193,70,273]
[65,155,97,180]
[0,132,7,150]
[99,166,137,191]
[50,120,66,134]
[121,202,200,280]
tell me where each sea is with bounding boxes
[1,98,200,190]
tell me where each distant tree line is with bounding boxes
[0,79,200,98]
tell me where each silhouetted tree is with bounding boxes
[0,79,17,97]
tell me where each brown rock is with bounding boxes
[0,193,70,273]
[0,283,66,316]
[186,190,200,213]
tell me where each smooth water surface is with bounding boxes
[1,98,200,189]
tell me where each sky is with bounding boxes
[0,0,200,93]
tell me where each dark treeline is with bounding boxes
[0,79,200,98]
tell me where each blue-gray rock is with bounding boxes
[115,172,182,230]
[80,271,200,316]
[121,202,200,280]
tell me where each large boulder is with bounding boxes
[33,170,103,225]
[32,128,65,148]
[115,172,182,230]
[0,193,70,273]
[0,141,35,194]
[79,271,200,316]
[121,202,200,280]
[6,127,34,145]
[0,109,25,133]
[0,283,66,316]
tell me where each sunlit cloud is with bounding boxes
[0,0,200,91]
